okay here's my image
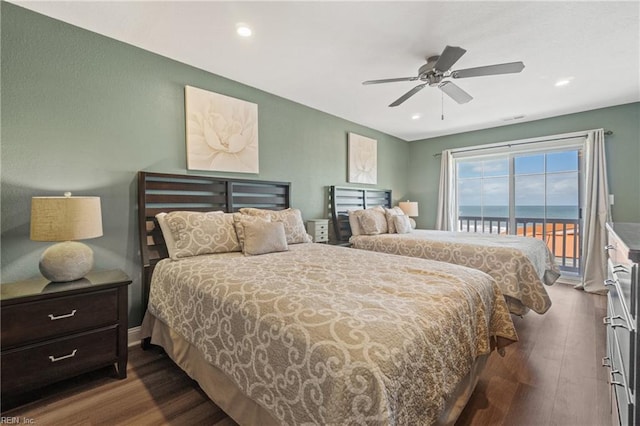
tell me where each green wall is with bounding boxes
[0,3,409,325]
[2,3,639,328]
[407,102,640,229]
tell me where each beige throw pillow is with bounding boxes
[243,221,289,256]
[348,210,363,236]
[233,214,271,250]
[155,212,178,259]
[357,207,388,235]
[239,208,312,244]
[164,211,240,259]
[385,207,406,234]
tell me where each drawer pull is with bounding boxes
[611,317,631,330]
[602,356,611,368]
[604,279,616,287]
[610,370,625,387]
[603,315,623,326]
[604,244,615,251]
[49,349,77,363]
[48,310,77,321]
[613,265,628,274]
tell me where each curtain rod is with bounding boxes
[432,129,613,158]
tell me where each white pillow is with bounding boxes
[243,221,289,256]
[394,215,412,234]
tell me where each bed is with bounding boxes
[329,186,560,316]
[138,172,518,425]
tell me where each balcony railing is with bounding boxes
[458,215,581,274]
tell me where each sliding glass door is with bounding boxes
[455,146,583,276]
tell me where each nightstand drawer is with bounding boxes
[1,289,118,348]
[306,219,329,243]
[1,326,118,394]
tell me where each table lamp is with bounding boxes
[398,201,419,228]
[30,192,103,282]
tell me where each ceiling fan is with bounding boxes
[363,45,525,107]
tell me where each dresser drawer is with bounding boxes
[1,289,118,348]
[1,325,118,394]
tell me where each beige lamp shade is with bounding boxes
[30,193,103,282]
[30,194,103,241]
[398,201,419,217]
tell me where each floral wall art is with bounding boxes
[348,132,377,184]
[185,85,259,173]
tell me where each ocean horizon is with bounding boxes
[459,205,579,219]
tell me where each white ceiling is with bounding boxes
[13,1,640,142]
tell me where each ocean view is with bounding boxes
[459,205,579,219]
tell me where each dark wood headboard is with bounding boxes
[329,186,392,243]
[138,171,291,310]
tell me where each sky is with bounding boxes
[457,150,579,207]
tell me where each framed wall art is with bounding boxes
[348,132,377,184]
[185,85,259,173]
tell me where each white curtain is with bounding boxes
[436,149,455,231]
[576,129,611,294]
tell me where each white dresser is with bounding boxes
[306,219,329,243]
[604,223,640,426]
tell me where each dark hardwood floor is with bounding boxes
[2,283,610,425]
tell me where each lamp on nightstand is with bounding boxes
[398,201,419,229]
[30,192,103,282]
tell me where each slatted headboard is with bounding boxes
[138,171,291,310]
[329,186,392,243]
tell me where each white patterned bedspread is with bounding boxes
[350,230,560,315]
[148,243,517,425]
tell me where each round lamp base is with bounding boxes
[39,241,94,282]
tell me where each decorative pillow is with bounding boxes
[348,210,363,236]
[385,206,406,234]
[164,211,240,259]
[357,207,389,235]
[243,221,288,256]
[155,212,179,259]
[233,214,271,250]
[239,208,312,244]
[394,215,412,234]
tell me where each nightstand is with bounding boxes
[1,269,131,402]
[306,219,329,243]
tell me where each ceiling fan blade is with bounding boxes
[434,45,467,72]
[389,84,427,107]
[452,61,525,79]
[438,81,473,104]
[363,77,419,85]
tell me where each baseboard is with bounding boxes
[128,326,142,347]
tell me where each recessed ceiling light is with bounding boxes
[411,113,421,120]
[236,23,252,37]
[555,77,573,87]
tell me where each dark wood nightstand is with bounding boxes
[1,269,131,404]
